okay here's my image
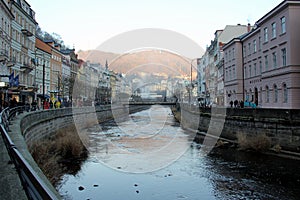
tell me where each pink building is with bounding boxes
[224,0,300,109]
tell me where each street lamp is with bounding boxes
[32,51,46,109]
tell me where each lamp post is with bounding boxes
[32,50,47,109]
[42,62,45,102]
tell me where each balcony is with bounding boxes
[6,57,16,67]
[21,28,33,37]
[20,62,34,73]
[0,49,9,62]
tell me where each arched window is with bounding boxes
[283,83,288,103]
[274,84,278,103]
[266,86,269,103]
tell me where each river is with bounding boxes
[58,105,300,200]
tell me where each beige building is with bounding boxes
[224,0,300,109]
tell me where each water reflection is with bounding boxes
[58,106,300,200]
[85,105,193,173]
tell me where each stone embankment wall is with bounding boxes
[7,105,148,198]
[21,105,148,145]
[176,104,300,152]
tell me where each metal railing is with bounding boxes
[0,106,59,200]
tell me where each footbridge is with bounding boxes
[128,101,176,106]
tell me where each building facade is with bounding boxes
[0,0,14,108]
[34,37,51,102]
[223,37,245,105]
[224,0,300,109]
[0,0,14,80]
[8,0,37,104]
[198,24,250,106]
[61,55,71,100]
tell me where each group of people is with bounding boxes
[43,99,73,109]
[229,100,243,108]
[229,100,257,108]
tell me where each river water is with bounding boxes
[58,105,300,200]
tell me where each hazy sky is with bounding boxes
[29,0,283,52]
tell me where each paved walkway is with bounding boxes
[0,134,27,200]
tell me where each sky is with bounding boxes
[29,0,283,53]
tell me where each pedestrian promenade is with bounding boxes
[0,134,27,200]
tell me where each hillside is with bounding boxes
[77,49,197,78]
[77,49,118,65]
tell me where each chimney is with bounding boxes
[247,23,251,32]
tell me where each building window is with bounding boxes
[232,65,236,79]
[244,66,247,78]
[281,48,286,66]
[283,83,288,103]
[272,22,276,38]
[265,55,268,71]
[274,84,278,103]
[266,86,269,103]
[259,61,262,74]
[258,36,262,50]
[254,63,257,76]
[272,52,277,68]
[243,45,246,57]
[232,48,235,59]
[253,40,257,53]
[264,27,268,42]
[249,65,252,78]
[225,70,228,80]
[248,43,251,55]
[281,16,286,34]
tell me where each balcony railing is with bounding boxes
[20,62,34,73]
[6,56,16,67]
[0,49,9,62]
[21,28,33,37]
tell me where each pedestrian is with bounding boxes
[49,100,53,109]
[55,100,61,108]
[31,100,37,111]
[234,99,238,108]
[240,100,244,108]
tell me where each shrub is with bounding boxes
[29,124,88,187]
[237,132,271,152]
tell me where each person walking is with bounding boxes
[234,99,238,108]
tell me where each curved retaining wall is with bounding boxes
[9,105,149,199]
[21,105,148,145]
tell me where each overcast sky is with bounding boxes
[29,0,283,52]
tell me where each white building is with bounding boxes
[0,0,14,87]
[8,0,37,100]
